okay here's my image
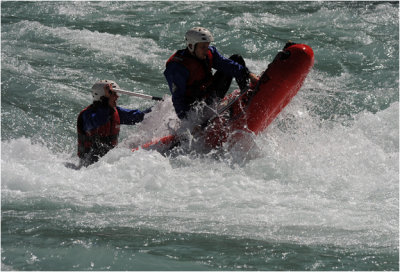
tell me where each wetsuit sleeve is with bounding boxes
[81,107,111,133]
[117,106,151,125]
[209,46,249,79]
[164,62,191,119]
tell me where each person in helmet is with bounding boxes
[164,27,259,119]
[77,80,151,167]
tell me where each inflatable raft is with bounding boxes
[134,43,314,152]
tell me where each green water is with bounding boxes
[1,1,398,270]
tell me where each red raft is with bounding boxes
[134,43,314,152]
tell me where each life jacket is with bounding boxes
[77,104,120,164]
[166,48,214,104]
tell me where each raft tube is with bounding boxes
[203,43,315,148]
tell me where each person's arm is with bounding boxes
[117,106,151,125]
[210,46,258,85]
[164,62,191,119]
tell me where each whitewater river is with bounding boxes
[1,1,398,270]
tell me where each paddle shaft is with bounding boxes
[114,88,163,101]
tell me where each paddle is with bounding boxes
[201,83,253,128]
[114,88,163,101]
[217,85,250,115]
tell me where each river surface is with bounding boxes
[1,1,399,270]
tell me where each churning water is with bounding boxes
[1,1,398,270]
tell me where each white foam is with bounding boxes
[7,20,169,69]
[1,3,398,249]
[120,95,180,148]
[2,101,397,247]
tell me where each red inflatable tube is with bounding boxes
[204,44,314,148]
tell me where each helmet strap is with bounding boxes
[192,44,201,58]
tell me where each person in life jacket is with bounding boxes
[164,27,259,119]
[77,80,151,167]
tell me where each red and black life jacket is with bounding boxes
[77,105,120,162]
[166,48,214,104]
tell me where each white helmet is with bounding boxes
[91,80,120,102]
[185,27,214,53]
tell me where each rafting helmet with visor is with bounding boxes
[91,80,120,102]
[185,27,214,53]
